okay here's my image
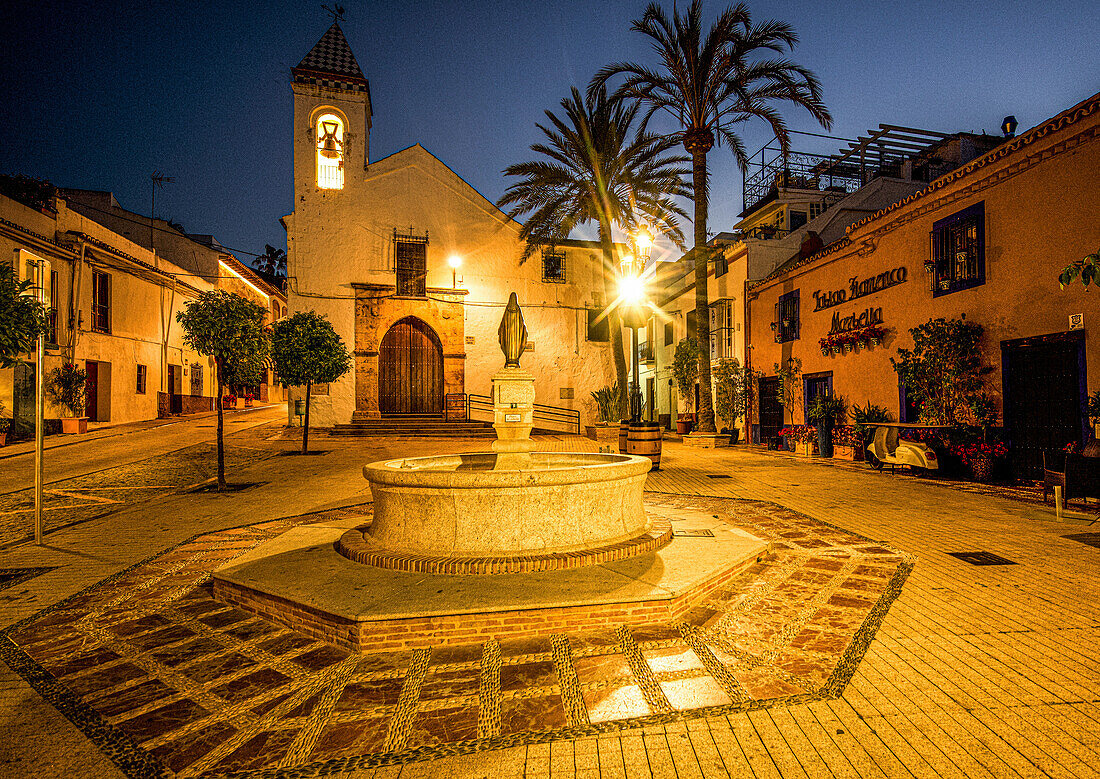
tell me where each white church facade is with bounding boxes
[283,23,626,429]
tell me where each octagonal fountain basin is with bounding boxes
[339,452,667,574]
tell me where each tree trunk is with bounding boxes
[691,146,717,433]
[598,220,630,419]
[215,361,226,491]
[302,382,311,454]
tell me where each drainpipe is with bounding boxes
[743,277,753,443]
[68,238,86,364]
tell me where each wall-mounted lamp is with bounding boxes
[447,254,462,288]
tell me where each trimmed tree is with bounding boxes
[891,317,993,426]
[672,336,699,416]
[177,290,269,490]
[0,262,49,368]
[271,311,351,454]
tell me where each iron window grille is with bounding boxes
[542,250,566,283]
[664,321,674,346]
[136,364,147,395]
[47,269,58,345]
[930,202,984,297]
[394,229,428,297]
[710,299,736,359]
[774,290,800,343]
[586,308,609,342]
[714,252,728,278]
[91,270,110,333]
[191,364,204,396]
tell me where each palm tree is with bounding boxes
[498,86,689,418]
[591,0,831,433]
[253,244,287,277]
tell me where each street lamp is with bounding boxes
[447,254,462,288]
[618,229,652,422]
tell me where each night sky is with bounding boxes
[2,0,1097,262]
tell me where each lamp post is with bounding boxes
[447,254,462,289]
[619,227,652,422]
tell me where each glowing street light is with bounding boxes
[619,227,653,422]
[447,254,462,288]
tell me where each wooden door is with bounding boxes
[758,376,783,442]
[85,361,98,421]
[1002,332,1085,479]
[378,317,443,415]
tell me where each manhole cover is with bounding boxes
[0,567,56,590]
[1063,532,1100,549]
[673,529,716,538]
[947,551,1017,566]
[706,474,731,479]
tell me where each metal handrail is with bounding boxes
[466,392,580,435]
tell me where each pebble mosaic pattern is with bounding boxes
[0,495,912,778]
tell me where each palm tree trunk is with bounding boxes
[692,147,717,433]
[215,359,226,491]
[599,220,630,419]
[302,382,311,454]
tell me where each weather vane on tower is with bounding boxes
[322,3,345,22]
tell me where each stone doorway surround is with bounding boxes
[351,283,467,419]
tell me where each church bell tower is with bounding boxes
[290,22,371,199]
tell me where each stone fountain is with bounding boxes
[212,294,767,650]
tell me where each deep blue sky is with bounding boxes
[2,0,1097,260]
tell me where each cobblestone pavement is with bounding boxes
[0,441,279,550]
[0,437,1097,778]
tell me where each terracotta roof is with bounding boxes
[293,23,366,84]
[845,90,1100,235]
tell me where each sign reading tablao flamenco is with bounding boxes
[813,266,907,311]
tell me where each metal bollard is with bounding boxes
[1054,485,1064,519]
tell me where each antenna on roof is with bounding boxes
[150,171,175,260]
[322,3,345,22]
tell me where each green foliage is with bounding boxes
[672,337,699,413]
[0,262,49,368]
[774,358,802,410]
[806,394,846,426]
[253,244,287,277]
[713,358,748,428]
[0,173,57,212]
[45,363,87,417]
[891,317,993,426]
[271,311,351,388]
[851,402,893,444]
[590,383,622,424]
[0,401,9,435]
[1058,248,1099,289]
[176,290,270,386]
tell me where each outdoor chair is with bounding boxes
[1043,448,1100,507]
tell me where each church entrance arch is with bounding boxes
[378,317,444,415]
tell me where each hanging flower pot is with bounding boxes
[821,347,830,357]
[870,337,881,346]
[841,343,851,354]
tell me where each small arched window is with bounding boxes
[315,112,345,190]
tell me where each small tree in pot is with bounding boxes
[807,393,846,458]
[713,357,747,443]
[45,363,88,433]
[672,337,699,433]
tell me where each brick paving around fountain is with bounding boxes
[0,494,909,778]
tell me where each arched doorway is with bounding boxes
[378,317,444,414]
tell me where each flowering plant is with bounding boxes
[832,425,862,447]
[779,425,817,443]
[950,441,1008,468]
[1064,441,1080,454]
[244,393,255,402]
[862,324,887,341]
[223,394,237,403]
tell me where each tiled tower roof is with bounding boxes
[292,22,368,91]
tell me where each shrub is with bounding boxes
[45,363,87,417]
[672,337,699,414]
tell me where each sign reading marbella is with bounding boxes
[813,266,908,311]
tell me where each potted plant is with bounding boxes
[832,425,864,461]
[807,393,846,458]
[0,402,10,446]
[222,393,237,409]
[45,363,88,434]
[713,358,747,445]
[951,440,1008,482]
[589,384,623,445]
[243,392,255,408]
[672,337,699,434]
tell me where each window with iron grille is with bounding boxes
[664,321,674,346]
[191,363,204,396]
[394,231,428,297]
[136,364,147,395]
[809,202,824,220]
[710,299,736,359]
[930,202,984,297]
[91,270,110,333]
[774,290,799,343]
[686,309,698,340]
[542,249,566,283]
[586,308,609,342]
[714,252,728,278]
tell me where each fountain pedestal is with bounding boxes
[491,367,535,468]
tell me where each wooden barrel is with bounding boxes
[627,421,662,470]
[618,420,630,453]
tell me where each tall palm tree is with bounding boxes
[591,0,831,433]
[498,86,689,418]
